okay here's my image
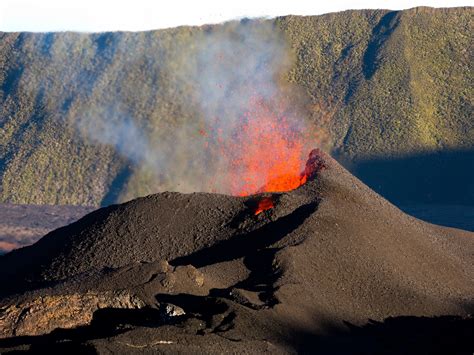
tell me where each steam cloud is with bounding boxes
[76,20,316,199]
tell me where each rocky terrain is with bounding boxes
[1,150,472,353]
[0,6,472,353]
[0,203,93,253]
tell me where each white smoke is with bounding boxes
[75,20,314,199]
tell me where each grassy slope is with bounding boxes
[0,7,472,206]
[281,8,473,156]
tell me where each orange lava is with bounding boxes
[217,96,310,196]
[254,197,274,215]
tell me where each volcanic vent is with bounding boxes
[253,148,328,215]
[88,22,328,198]
[0,150,473,353]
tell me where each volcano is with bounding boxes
[0,150,473,353]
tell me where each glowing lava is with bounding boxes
[254,197,274,215]
[215,96,311,196]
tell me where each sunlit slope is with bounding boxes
[0,7,472,206]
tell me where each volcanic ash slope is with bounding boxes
[0,150,473,353]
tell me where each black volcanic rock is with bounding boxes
[0,151,473,353]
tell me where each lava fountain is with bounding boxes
[208,95,313,197]
[252,148,328,215]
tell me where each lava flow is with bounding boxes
[254,197,274,215]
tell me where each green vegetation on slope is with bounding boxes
[280,8,473,156]
[0,7,472,206]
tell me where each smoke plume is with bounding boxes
[76,20,317,198]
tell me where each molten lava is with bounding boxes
[252,149,327,216]
[254,197,274,215]
[214,96,311,196]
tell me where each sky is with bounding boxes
[0,0,472,32]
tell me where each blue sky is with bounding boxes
[0,0,472,32]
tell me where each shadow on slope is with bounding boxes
[100,165,133,206]
[362,11,400,80]
[170,201,319,308]
[0,307,166,354]
[340,148,474,231]
[295,315,474,355]
[171,201,318,267]
[1,311,472,354]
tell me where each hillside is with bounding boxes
[0,7,472,207]
[1,150,473,353]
